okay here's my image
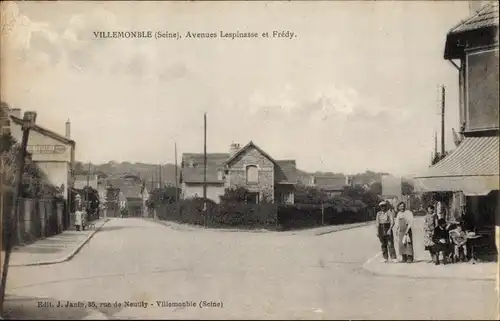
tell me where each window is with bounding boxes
[466,48,499,131]
[246,165,259,184]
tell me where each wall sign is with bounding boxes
[27,144,67,154]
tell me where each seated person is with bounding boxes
[449,223,468,262]
[432,218,450,265]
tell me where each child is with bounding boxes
[449,224,468,262]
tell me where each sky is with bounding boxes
[1,1,472,176]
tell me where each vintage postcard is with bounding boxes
[0,0,499,319]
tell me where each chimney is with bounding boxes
[65,119,71,139]
[469,1,485,14]
[10,108,21,119]
[345,175,350,186]
[229,143,240,157]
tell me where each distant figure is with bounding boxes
[74,205,85,231]
[423,205,438,262]
[394,202,414,263]
[375,201,397,263]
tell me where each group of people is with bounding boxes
[375,201,415,263]
[74,202,88,231]
[423,205,470,265]
[375,201,471,265]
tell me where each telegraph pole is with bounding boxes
[203,113,207,228]
[158,163,162,189]
[0,111,37,314]
[441,85,446,156]
[174,142,178,203]
[86,162,90,212]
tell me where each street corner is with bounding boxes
[362,252,497,281]
[314,221,375,236]
[2,296,110,320]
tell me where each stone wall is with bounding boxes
[227,146,274,202]
[2,197,64,249]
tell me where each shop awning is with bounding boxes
[414,136,499,195]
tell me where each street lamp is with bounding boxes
[0,111,37,314]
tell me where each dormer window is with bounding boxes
[189,160,194,168]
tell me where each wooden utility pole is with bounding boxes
[441,85,446,156]
[203,113,207,228]
[321,203,325,226]
[174,142,178,202]
[434,131,438,157]
[158,163,162,189]
[0,111,37,313]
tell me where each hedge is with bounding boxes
[277,204,375,230]
[155,199,277,229]
[154,199,375,231]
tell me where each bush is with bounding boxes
[210,203,277,229]
[277,203,375,231]
[154,198,277,229]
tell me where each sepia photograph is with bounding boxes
[0,0,499,319]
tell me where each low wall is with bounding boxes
[2,196,64,249]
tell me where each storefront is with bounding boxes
[415,2,499,255]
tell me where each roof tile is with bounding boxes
[450,2,499,35]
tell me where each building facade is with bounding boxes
[8,108,75,201]
[415,2,499,250]
[105,174,148,217]
[73,174,99,190]
[180,141,298,204]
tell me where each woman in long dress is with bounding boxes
[394,202,414,263]
[423,205,438,262]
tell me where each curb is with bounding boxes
[148,217,374,235]
[10,219,110,267]
[361,252,496,281]
[315,221,374,236]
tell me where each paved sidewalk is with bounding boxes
[363,216,497,281]
[149,217,374,235]
[8,218,109,267]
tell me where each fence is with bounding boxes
[1,194,64,249]
[154,200,376,231]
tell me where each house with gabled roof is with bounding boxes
[105,174,149,217]
[7,108,75,201]
[180,141,298,204]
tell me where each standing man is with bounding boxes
[376,201,397,263]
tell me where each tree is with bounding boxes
[219,186,252,204]
[401,180,414,196]
[80,186,100,220]
[341,185,380,209]
[369,182,382,196]
[147,186,181,208]
[74,161,85,175]
[294,183,329,204]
